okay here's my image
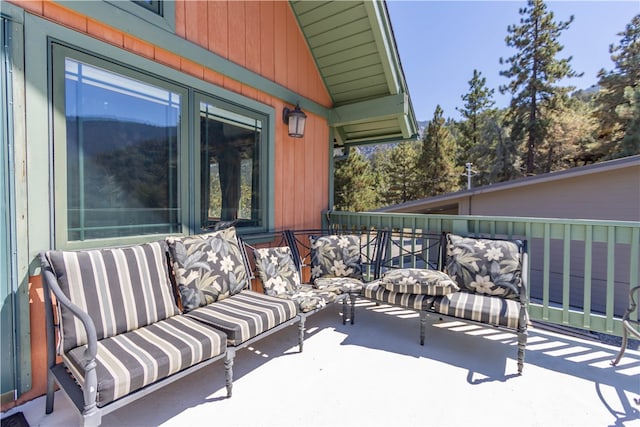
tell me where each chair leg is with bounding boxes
[517,330,527,375]
[350,293,357,325]
[298,316,306,352]
[45,369,55,414]
[225,348,235,398]
[419,312,427,345]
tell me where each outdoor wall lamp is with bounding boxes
[283,104,307,138]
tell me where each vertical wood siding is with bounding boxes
[7,0,333,406]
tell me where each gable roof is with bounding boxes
[290,0,418,147]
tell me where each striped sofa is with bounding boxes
[360,232,530,374]
[39,228,300,427]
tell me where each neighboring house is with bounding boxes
[0,0,417,408]
[380,155,640,221]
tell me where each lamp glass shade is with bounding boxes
[285,105,307,138]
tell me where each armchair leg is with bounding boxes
[610,328,628,366]
[350,293,357,325]
[611,285,640,366]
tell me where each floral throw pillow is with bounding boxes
[445,234,522,300]
[380,268,459,295]
[310,235,363,281]
[253,247,301,297]
[167,227,249,312]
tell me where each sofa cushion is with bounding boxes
[362,280,436,311]
[445,234,522,300]
[253,247,301,296]
[62,315,226,407]
[434,292,522,329]
[167,227,249,312]
[380,268,459,295]
[45,241,180,353]
[310,234,363,281]
[184,290,298,345]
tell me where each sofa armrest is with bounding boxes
[39,252,99,415]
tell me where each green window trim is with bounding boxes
[49,38,275,249]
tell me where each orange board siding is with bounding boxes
[174,0,330,107]
[259,2,275,81]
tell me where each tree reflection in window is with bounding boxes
[65,58,181,240]
[199,102,262,230]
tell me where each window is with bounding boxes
[61,56,182,240]
[52,44,272,246]
[133,1,163,16]
[198,98,265,230]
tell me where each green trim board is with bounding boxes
[55,0,330,120]
[2,5,32,396]
[1,14,18,402]
[28,0,416,146]
[25,13,276,252]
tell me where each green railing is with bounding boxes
[324,211,640,337]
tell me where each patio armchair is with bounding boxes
[611,285,640,366]
[360,231,530,374]
[283,228,388,324]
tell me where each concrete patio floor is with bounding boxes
[4,300,639,427]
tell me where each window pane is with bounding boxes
[65,58,181,240]
[200,102,262,230]
[133,1,163,16]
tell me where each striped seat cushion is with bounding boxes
[433,292,522,329]
[62,315,226,407]
[362,281,436,311]
[185,291,297,345]
[46,241,180,352]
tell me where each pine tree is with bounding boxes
[499,0,582,175]
[542,95,598,171]
[379,141,422,205]
[420,105,459,197]
[457,69,495,164]
[333,148,377,211]
[595,14,640,159]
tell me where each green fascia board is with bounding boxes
[343,133,420,148]
[362,0,400,94]
[56,0,330,119]
[330,93,407,127]
[364,0,418,137]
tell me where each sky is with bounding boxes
[386,0,640,122]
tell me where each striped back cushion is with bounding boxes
[45,241,180,352]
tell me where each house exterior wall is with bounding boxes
[465,165,640,221]
[3,0,332,408]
